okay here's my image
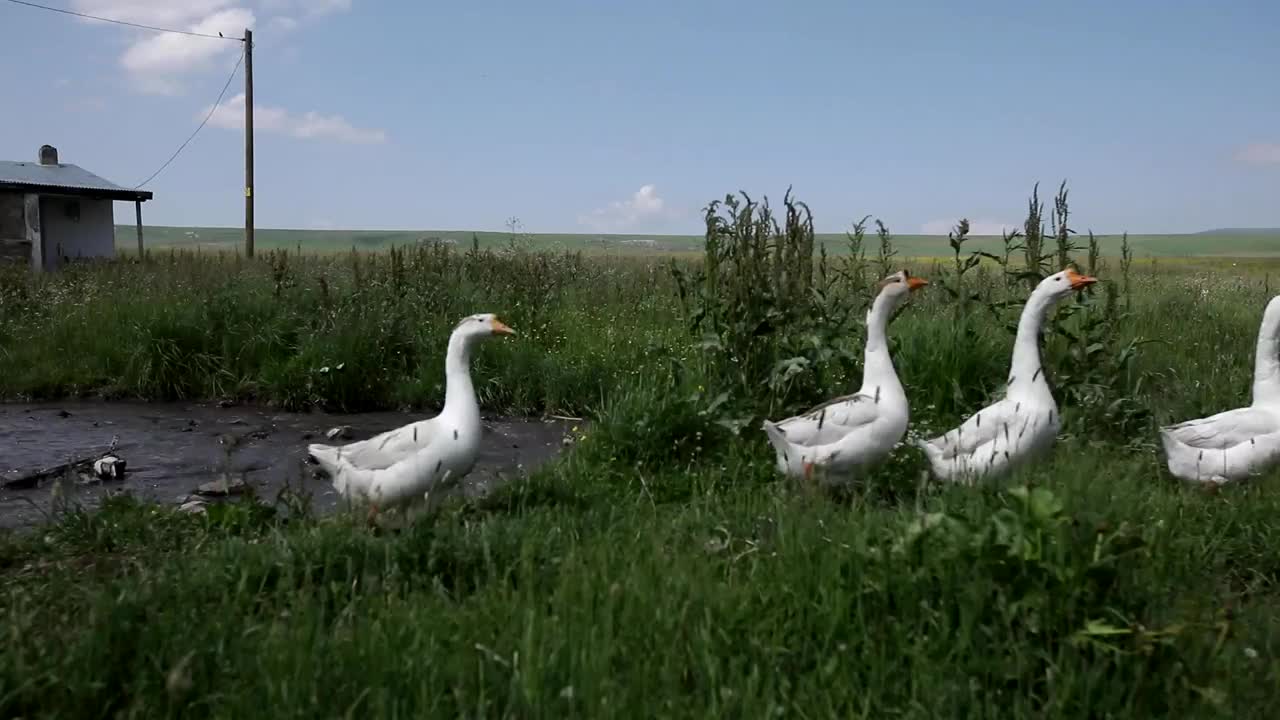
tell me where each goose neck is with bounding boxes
[861,292,902,394]
[1253,308,1280,405]
[442,331,480,419]
[1009,291,1052,388]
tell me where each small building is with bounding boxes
[0,145,152,271]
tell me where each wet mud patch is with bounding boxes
[0,401,577,530]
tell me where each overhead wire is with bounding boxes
[134,48,246,189]
[8,0,254,191]
[3,0,243,41]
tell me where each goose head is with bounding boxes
[1035,267,1097,303]
[875,269,929,304]
[454,313,517,343]
[867,269,928,324]
[1262,295,1280,330]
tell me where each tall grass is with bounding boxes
[3,183,1280,716]
[0,243,681,415]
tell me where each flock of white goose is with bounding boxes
[307,271,1280,522]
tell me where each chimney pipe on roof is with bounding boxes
[38,145,58,166]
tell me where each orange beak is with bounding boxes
[1064,268,1098,290]
[489,318,517,336]
[906,276,929,291]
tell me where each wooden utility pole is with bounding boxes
[135,200,144,257]
[244,28,255,259]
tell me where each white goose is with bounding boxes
[1159,295,1280,485]
[307,313,516,519]
[762,270,928,485]
[916,268,1097,484]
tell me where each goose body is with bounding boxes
[762,270,928,485]
[1159,296,1280,485]
[916,268,1097,484]
[307,313,516,515]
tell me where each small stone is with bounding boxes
[93,455,127,481]
[56,409,71,418]
[325,425,353,440]
[195,475,248,497]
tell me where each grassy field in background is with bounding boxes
[115,223,1280,258]
[1,188,1278,715]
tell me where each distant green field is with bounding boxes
[116,225,1280,258]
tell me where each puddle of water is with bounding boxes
[0,401,577,531]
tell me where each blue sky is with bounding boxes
[2,0,1278,235]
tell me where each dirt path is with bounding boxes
[0,401,576,530]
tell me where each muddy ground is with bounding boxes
[0,402,576,531]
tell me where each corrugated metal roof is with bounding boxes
[0,160,152,201]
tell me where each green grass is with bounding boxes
[115,224,1280,258]
[3,191,1280,715]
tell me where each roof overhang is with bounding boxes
[0,182,153,202]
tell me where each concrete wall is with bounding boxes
[38,195,115,270]
[0,192,29,265]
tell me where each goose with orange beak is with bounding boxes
[1159,295,1280,485]
[308,313,516,521]
[762,270,929,486]
[916,268,1097,484]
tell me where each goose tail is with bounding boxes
[762,420,801,477]
[914,438,951,481]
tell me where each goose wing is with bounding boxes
[1161,407,1279,450]
[775,393,882,447]
[923,398,1050,460]
[309,417,444,471]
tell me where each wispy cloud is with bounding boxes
[207,92,388,144]
[268,15,298,31]
[578,185,684,232]
[920,218,1020,236]
[1235,142,1280,166]
[261,0,351,20]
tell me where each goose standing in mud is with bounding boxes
[1159,295,1280,485]
[307,313,516,520]
[915,268,1097,484]
[762,270,928,485]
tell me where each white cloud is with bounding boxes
[71,1,351,94]
[72,0,235,28]
[120,7,255,94]
[578,185,682,232]
[207,93,387,144]
[920,218,1020,236]
[1235,143,1280,166]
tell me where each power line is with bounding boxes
[134,48,245,190]
[4,0,243,41]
